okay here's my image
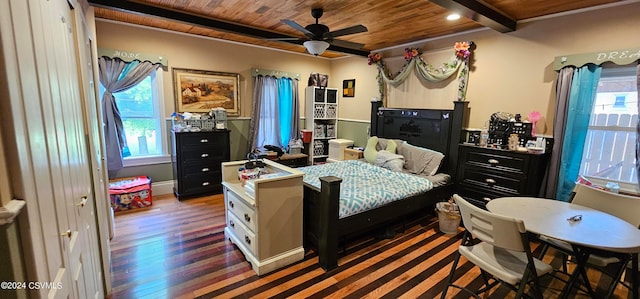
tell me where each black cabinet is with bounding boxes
[171,130,230,199]
[455,144,549,208]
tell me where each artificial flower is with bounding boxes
[528,111,542,122]
[367,52,382,65]
[403,48,422,60]
[455,41,470,52]
[455,41,471,59]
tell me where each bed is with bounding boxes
[300,101,468,271]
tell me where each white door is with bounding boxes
[0,0,103,298]
[0,0,74,297]
[48,1,103,298]
[70,5,112,297]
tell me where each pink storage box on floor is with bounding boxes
[109,176,152,212]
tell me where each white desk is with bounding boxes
[487,197,640,299]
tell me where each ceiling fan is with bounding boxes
[279,8,368,55]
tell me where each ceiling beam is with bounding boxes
[87,0,370,57]
[429,0,516,33]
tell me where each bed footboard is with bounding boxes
[304,176,453,271]
[303,176,342,271]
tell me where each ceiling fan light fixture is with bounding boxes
[304,40,330,56]
[446,13,461,21]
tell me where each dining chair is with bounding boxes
[441,194,553,299]
[538,183,640,298]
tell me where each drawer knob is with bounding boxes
[482,197,492,202]
[200,139,209,143]
[202,167,210,172]
[488,159,499,165]
[201,153,209,158]
[244,235,251,245]
[202,182,210,186]
[485,178,496,185]
[244,213,251,222]
[229,201,234,208]
[229,220,235,228]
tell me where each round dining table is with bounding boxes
[486,196,640,299]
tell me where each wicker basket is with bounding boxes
[314,124,325,138]
[313,140,325,156]
[325,104,337,118]
[172,119,216,132]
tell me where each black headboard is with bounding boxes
[370,101,467,174]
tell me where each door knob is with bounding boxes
[77,196,87,207]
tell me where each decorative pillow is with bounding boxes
[376,138,404,153]
[398,143,445,176]
[386,140,397,154]
[375,150,405,172]
[364,136,379,164]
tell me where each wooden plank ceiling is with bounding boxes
[89,0,623,58]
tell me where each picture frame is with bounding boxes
[173,68,240,116]
[343,79,355,97]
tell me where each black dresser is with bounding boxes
[171,130,230,199]
[455,144,549,208]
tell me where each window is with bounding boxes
[613,95,626,108]
[579,65,638,191]
[251,76,297,151]
[101,68,169,166]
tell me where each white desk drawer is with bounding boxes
[227,212,257,255]
[225,188,257,232]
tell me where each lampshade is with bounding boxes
[303,40,330,56]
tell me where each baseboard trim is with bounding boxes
[152,180,175,196]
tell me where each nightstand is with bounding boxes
[344,148,364,160]
[274,153,309,168]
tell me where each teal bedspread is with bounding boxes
[298,160,433,218]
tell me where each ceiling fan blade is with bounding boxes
[263,37,302,41]
[330,39,365,50]
[328,24,368,38]
[281,19,314,38]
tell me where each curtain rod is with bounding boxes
[251,68,300,80]
[553,47,640,70]
[98,48,168,67]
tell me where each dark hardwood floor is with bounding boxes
[109,194,634,298]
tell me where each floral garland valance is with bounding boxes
[368,41,474,104]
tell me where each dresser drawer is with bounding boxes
[460,167,524,195]
[458,183,518,201]
[227,212,257,255]
[180,148,227,165]
[464,149,529,174]
[182,163,222,176]
[225,189,257,232]
[178,133,228,148]
[182,172,221,192]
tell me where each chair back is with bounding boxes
[572,184,640,228]
[453,194,528,252]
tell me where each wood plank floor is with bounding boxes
[109,194,634,298]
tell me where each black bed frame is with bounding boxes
[303,101,468,271]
